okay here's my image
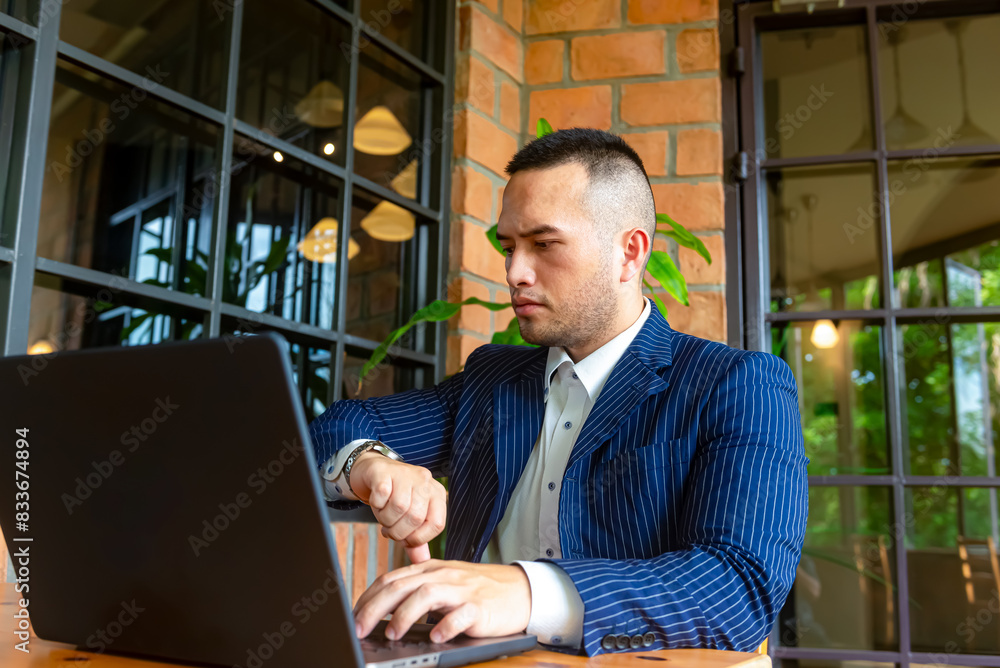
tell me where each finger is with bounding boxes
[430,602,479,643]
[403,491,446,549]
[382,485,428,542]
[352,561,430,618]
[406,543,431,564]
[386,583,456,641]
[374,484,412,528]
[367,472,393,510]
[354,575,426,638]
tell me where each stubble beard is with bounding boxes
[516,257,619,351]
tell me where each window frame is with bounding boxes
[727,0,1000,665]
[0,0,455,408]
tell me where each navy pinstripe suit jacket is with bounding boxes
[308,299,808,656]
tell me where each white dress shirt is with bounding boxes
[321,298,651,649]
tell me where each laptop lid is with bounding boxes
[0,332,367,668]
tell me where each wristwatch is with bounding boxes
[342,440,404,497]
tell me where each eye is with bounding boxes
[535,241,549,249]
[501,247,513,257]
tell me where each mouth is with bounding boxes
[512,298,544,316]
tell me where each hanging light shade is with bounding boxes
[294,80,345,128]
[360,201,415,242]
[810,319,840,349]
[297,217,359,262]
[391,160,417,199]
[28,339,54,355]
[353,105,411,155]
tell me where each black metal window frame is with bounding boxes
[725,0,1000,666]
[0,0,456,404]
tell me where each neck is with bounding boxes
[564,294,646,363]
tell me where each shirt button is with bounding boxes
[546,548,554,557]
[572,372,578,379]
[616,635,630,650]
[630,634,643,649]
[564,421,572,429]
[602,634,617,650]
[551,636,562,644]
[548,482,555,491]
[642,632,655,647]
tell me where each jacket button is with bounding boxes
[630,634,643,649]
[602,634,617,650]
[643,632,655,647]
[616,634,630,650]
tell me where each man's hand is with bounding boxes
[353,560,531,643]
[348,451,446,563]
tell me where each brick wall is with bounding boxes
[448,0,727,370]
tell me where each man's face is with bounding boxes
[496,162,620,350]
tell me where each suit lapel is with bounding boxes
[492,347,547,501]
[567,302,676,468]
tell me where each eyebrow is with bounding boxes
[495,224,561,241]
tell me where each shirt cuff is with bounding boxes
[513,560,584,649]
[319,438,372,502]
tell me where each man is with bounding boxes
[308,128,807,656]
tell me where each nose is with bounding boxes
[505,247,535,288]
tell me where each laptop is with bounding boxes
[0,332,537,668]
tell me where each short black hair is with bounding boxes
[504,128,656,265]
[505,127,649,180]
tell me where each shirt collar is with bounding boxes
[543,298,652,403]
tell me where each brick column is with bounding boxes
[449,0,524,374]
[447,0,728,370]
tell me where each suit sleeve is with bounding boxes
[541,351,808,656]
[307,360,469,509]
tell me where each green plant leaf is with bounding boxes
[486,223,504,255]
[360,298,514,387]
[142,247,175,265]
[647,250,689,307]
[119,312,153,342]
[643,278,669,319]
[536,117,554,138]
[656,213,711,265]
[491,315,537,346]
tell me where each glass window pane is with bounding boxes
[772,321,889,476]
[60,0,228,108]
[0,30,31,250]
[39,59,218,296]
[238,0,351,168]
[760,26,873,159]
[908,486,1000,655]
[1,0,37,26]
[899,321,1000,478]
[225,135,344,329]
[877,15,1000,152]
[767,164,881,313]
[779,486,897,650]
[889,157,1000,309]
[354,39,424,200]
[347,188,434,348]
[29,274,202,353]
[359,0,429,65]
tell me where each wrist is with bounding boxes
[348,450,389,500]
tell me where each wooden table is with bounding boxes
[1,584,771,668]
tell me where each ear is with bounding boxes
[620,227,651,284]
